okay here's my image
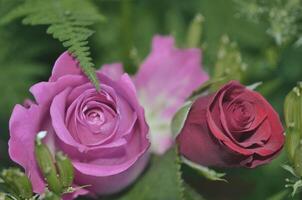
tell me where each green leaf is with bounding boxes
[282,164,298,178]
[285,179,302,197]
[0,0,105,90]
[182,157,226,182]
[266,190,289,200]
[112,147,184,200]
[246,82,263,91]
[183,183,206,200]
[171,101,193,139]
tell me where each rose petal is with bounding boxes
[30,75,86,105]
[50,88,87,151]
[74,152,149,195]
[50,52,82,82]
[249,92,285,157]
[225,91,268,133]
[207,82,254,156]
[9,104,46,193]
[219,90,270,148]
[66,88,119,146]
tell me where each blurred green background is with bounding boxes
[1,0,302,199]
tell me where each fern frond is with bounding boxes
[1,0,105,90]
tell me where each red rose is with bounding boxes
[177,81,285,168]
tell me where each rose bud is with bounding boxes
[177,81,285,168]
[9,52,149,197]
[293,143,302,177]
[1,168,33,199]
[55,151,74,188]
[284,84,302,163]
[0,193,9,200]
[284,82,302,131]
[35,132,62,195]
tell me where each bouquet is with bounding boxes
[0,1,302,200]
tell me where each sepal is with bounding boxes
[55,152,74,188]
[171,102,193,140]
[0,168,33,199]
[35,132,62,195]
[181,157,226,182]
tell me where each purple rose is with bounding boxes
[9,52,150,195]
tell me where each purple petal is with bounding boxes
[9,104,46,193]
[30,75,86,105]
[50,88,86,150]
[50,52,82,82]
[74,152,149,195]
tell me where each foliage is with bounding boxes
[283,84,302,197]
[110,148,185,200]
[0,132,77,199]
[234,0,302,46]
[0,29,46,118]
[210,35,246,91]
[181,157,226,182]
[102,147,204,200]
[0,0,105,90]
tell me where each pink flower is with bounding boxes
[9,52,150,195]
[101,35,208,154]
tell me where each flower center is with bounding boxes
[85,109,105,126]
[226,101,255,132]
[80,102,117,135]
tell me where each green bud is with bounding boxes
[284,83,302,132]
[35,132,62,194]
[0,192,15,200]
[294,143,302,177]
[186,13,204,48]
[43,191,61,200]
[210,35,246,92]
[286,127,301,164]
[0,193,6,200]
[55,152,74,188]
[1,168,33,199]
